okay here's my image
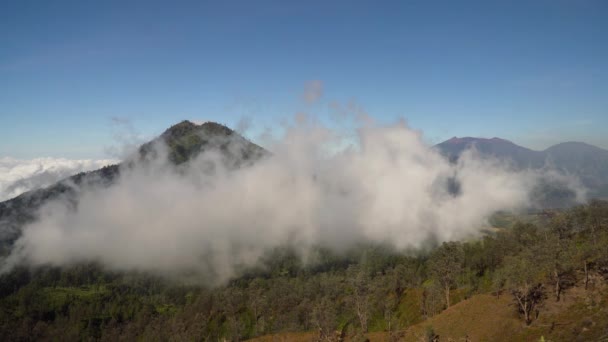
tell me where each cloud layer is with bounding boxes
[0,157,117,202]
[0,120,583,284]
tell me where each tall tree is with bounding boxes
[428,241,464,308]
[543,214,577,301]
[346,264,371,333]
[495,254,545,325]
[311,297,339,342]
[247,278,267,335]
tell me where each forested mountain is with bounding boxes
[435,137,608,199]
[0,121,267,253]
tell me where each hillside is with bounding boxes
[398,281,608,342]
[249,280,608,342]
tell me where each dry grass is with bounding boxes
[247,332,315,342]
[249,279,608,342]
[399,294,521,342]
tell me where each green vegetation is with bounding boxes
[138,120,268,166]
[1,200,607,341]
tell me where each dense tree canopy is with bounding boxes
[1,201,607,341]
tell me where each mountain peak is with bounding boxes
[444,136,513,145]
[435,136,539,168]
[490,137,511,142]
[161,120,197,137]
[161,120,234,140]
[142,120,265,165]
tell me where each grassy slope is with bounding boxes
[396,294,521,341]
[248,278,608,342]
[396,278,608,342]
[248,332,315,342]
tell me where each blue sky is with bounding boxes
[1,0,607,158]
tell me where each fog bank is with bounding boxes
[1,119,583,283]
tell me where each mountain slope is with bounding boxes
[0,121,267,253]
[544,142,608,190]
[393,280,608,342]
[248,280,608,342]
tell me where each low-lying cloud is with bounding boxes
[0,119,585,284]
[0,157,117,201]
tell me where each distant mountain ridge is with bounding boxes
[435,137,608,198]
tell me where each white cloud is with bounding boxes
[1,119,561,284]
[0,157,118,201]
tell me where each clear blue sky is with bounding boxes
[1,0,607,158]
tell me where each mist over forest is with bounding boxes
[0,119,585,280]
[1,119,608,341]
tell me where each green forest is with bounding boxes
[1,200,607,341]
